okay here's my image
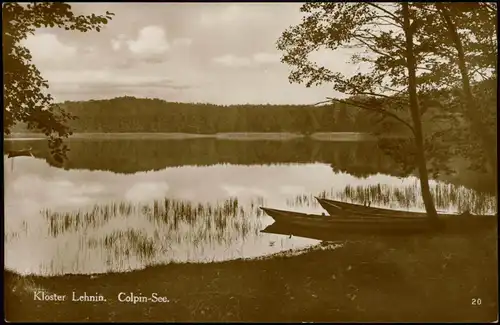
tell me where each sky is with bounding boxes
[22,3,360,105]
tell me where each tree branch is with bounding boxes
[367,15,401,29]
[366,3,402,25]
[352,35,393,58]
[356,91,408,104]
[480,2,497,14]
[469,66,490,81]
[311,97,415,135]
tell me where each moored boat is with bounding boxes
[315,197,485,218]
[260,207,433,232]
[261,221,431,239]
[7,147,34,158]
[261,213,496,239]
[260,207,403,222]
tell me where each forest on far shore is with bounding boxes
[11,75,495,141]
[11,95,457,135]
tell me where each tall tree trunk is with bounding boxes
[436,3,497,174]
[402,3,438,221]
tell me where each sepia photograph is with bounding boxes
[3,2,498,322]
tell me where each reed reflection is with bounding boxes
[42,197,266,265]
[287,180,496,215]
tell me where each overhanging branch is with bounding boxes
[366,3,402,25]
[312,97,415,135]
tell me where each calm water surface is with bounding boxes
[4,138,497,276]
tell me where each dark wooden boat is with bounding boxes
[260,207,400,222]
[261,222,430,240]
[260,207,433,232]
[261,213,497,239]
[315,197,479,218]
[7,147,34,158]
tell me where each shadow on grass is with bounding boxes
[4,225,498,323]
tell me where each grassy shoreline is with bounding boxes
[4,228,497,322]
[4,132,381,141]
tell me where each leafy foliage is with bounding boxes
[2,2,114,162]
[276,2,497,177]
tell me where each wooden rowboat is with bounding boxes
[7,147,34,158]
[261,222,430,239]
[315,197,485,218]
[260,207,398,222]
[260,207,434,232]
[261,213,496,239]
[260,206,496,234]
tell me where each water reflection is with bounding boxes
[4,146,497,276]
[6,138,495,194]
[7,195,309,275]
[44,198,263,237]
[287,180,497,215]
[6,157,341,275]
[4,138,401,175]
[44,197,266,267]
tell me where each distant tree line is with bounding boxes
[14,83,493,136]
[11,96,394,134]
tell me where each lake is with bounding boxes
[4,137,497,276]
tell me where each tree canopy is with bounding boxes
[277,2,497,176]
[276,2,497,219]
[2,2,114,162]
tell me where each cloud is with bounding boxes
[110,34,127,51]
[213,54,252,68]
[126,25,170,56]
[213,52,281,68]
[22,33,77,62]
[125,182,169,203]
[45,69,193,97]
[83,47,97,54]
[172,38,193,47]
[252,52,281,64]
[108,26,174,65]
[17,4,352,105]
[199,4,268,27]
[111,39,122,51]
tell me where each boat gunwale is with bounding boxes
[260,207,433,225]
[315,197,494,218]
